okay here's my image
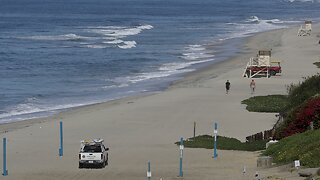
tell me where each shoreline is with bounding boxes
[0,23,319,179]
[170,28,287,88]
[0,28,286,134]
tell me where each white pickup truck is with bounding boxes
[79,139,109,168]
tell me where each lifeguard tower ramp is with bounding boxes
[298,21,312,36]
[243,50,271,78]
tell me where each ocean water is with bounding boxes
[1,0,320,124]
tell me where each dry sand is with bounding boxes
[0,24,319,180]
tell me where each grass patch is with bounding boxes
[241,95,289,112]
[263,129,320,168]
[313,62,320,68]
[175,135,267,151]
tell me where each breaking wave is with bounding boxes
[21,33,90,41]
[111,44,214,84]
[181,44,215,61]
[87,24,153,39]
[245,16,286,24]
[117,41,137,49]
[284,0,319,2]
[223,16,300,40]
[20,24,153,49]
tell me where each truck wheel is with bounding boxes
[98,162,104,168]
[79,163,83,169]
[101,157,107,168]
[270,70,276,76]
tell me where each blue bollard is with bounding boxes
[147,161,151,180]
[213,122,218,159]
[179,137,183,177]
[3,138,8,176]
[59,121,63,157]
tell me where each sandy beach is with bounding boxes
[1,24,319,180]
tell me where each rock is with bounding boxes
[266,140,278,149]
[298,168,320,177]
[298,171,312,177]
[257,156,273,168]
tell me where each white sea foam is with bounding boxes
[159,59,212,72]
[85,24,152,49]
[0,100,89,123]
[187,44,206,51]
[245,16,288,24]
[128,58,213,83]
[117,41,137,49]
[285,0,319,2]
[84,44,109,49]
[85,25,125,29]
[88,24,153,38]
[182,52,215,61]
[22,24,153,49]
[103,39,124,44]
[127,69,193,83]
[22,33,90,41]
[111,58,213,84]
[181,44,215,61]
[265,19,284,24]
[159,62,191,71]
[246,16,260,23]
[221,16,299,40]
[0,102,44,121]
[93,28,135,37]
[102,83,129,89]
[138,24,154,30]
[1,104,42,119]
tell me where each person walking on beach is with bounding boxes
[225,80,230,94]
[250,79,256,94]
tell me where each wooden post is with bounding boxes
[257,156,273,167]
[193,122,196,141]
[310,121,314,130]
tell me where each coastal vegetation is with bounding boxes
[275,95,320,139]
[180,74,320,168]
[175,74,320,169]
[242,74,320,138]
[244,74,320,167]
[263,129,320,168]
[241,95,288,113]
[313,62,320,68]
[286,74,320,109]
[175,135,267,151]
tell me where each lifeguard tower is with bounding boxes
[297,21,312,36]
[243,50,281,78]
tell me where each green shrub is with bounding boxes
[287,74,320,110]
[241,95,289,112]
[238,75,320,144]
[313,62,320,68]
[263,129,320,168]
[175,135,267,151]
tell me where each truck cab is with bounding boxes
[79,139,109,168]
[269,61,282,76]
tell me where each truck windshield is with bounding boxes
[83,145,102,153]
